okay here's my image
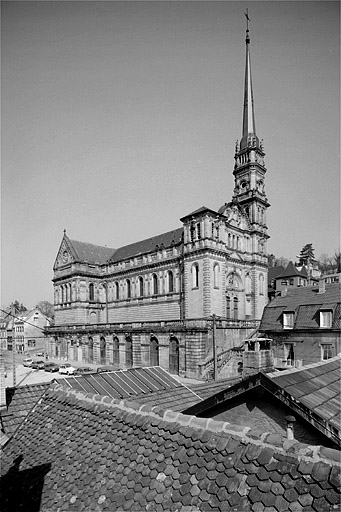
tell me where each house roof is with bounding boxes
[57,366,202,412]
[1,384,340,512]
[1,383,51,439]
[260,283,341,330]
[267,356,341,434]
[189,376,242,401]
[276,261,307,279]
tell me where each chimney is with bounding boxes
[285,415,296,440]
[281,286,288,297]
[318,278,326,294]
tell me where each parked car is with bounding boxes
[59,363,76,375]
[96,365,120,373]
[31,360,45,370]
[44,362,59,372]
[35,352,44,357]
[73,367,93,375]
[23,358,33,367]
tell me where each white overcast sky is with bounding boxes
[1,1,340,308]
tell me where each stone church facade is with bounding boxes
[47,24,270,378]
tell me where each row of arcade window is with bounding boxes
[89,271,174,302]
[81,335,180,374]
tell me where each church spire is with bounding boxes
[240,10,259,150]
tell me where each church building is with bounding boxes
[47,22,270,378]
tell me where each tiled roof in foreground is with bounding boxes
[57,366,202,412]
[1,383,51,438]
[1,385,340,512]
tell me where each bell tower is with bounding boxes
[233,11,270,243]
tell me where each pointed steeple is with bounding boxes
[240,10,260,150]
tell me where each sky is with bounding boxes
[1,1,340,308]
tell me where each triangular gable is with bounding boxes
[53,232,115,270]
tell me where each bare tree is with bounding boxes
[36,300,54,320]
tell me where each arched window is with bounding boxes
[259,274,264,295]
[150,336,159,366]
[138,277,144,297]
[115,282,120,300]
[226,296,231,319]
[228,233,231,247]
[233,297,239,320]
[213,264,220,288]
[168,271,174,293]
[152,274,158,295]
[100,336,106,364]
[89,283,94,302]
[169,336,179,375]
[113,336,120,365]
[125,336,133,368]
[192,264,199,288]
[88,337,93,363]
[126,279,131,299]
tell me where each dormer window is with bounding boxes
[320,308,333,328]
[283,311,294,329]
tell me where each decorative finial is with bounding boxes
[63,229,66,235]
[245,9,250,43]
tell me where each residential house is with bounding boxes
[13,309,50,354]
[259,281,340,368]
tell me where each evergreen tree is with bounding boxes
[297,243,315,267]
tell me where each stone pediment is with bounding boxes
[53,238,74,270]
[228,251,244,262]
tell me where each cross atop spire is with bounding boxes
[245,9,250,43]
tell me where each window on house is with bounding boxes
[321,344,333,360]
[168,271,174,293]
[89,283,94,301]
[115,282,120,300]
[283,312,294,329]
[320,310,332,328]
[192,264,199,288]
[284,343,295,365]
[152,274,158,295]
[289,279,294,286]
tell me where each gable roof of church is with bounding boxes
[64,227,183,266]
[1,384,340,511]
[108,227,183,263]
[68,238,116,264]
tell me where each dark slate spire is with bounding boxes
[240,10,260,150]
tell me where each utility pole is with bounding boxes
[212,314,218,381]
